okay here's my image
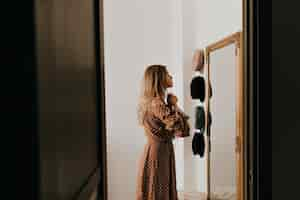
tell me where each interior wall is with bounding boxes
[181,0,242,193]
[103,0,184,199]
[182,0,204,193]
[194,0,243,47]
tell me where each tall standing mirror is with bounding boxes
[205,32,244,200]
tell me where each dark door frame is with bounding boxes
[245,0,267,199]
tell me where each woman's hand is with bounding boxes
[167,93,178,105]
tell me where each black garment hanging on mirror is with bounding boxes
[195,106,205,131]
[192,106,206,158]
[190,77,213,102]
[190,76,205,102]
[192,132,205,157]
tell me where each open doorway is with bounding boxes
[97,0,256,200]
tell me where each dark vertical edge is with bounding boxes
[93,0,101,171]
[245,0,259,199]
[257,0,270,198]
[248,0,257,199]
[93,0,101,197]
[254,0,259,198]
[251,0,259,199]
[242,1,248,200]
[245,0,254,200]
[31,0,39,199]
[94,0,107,199]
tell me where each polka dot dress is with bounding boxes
[136,97,189,200]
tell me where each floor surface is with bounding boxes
[178,191,236,200]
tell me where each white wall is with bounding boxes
[195,0,243,47]
[181,0,242,193]
[103,0,184,199]
[182,0,205,193]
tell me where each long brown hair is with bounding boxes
[137,64,168,125]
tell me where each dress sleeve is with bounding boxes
[151,98,183,133]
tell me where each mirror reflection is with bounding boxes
[210,44,237,200]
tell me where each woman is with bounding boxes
[136,64,190,200]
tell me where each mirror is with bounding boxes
[210,44,237,200]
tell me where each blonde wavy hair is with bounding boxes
[137,64,169,125]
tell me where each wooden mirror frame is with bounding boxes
[204,31,245,200]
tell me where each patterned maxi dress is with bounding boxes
[136,97,190,200]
